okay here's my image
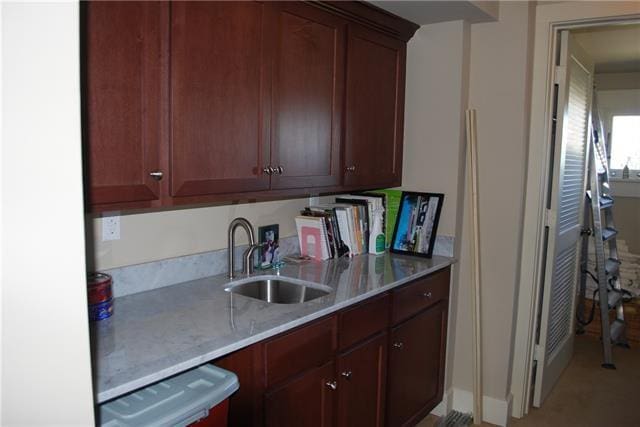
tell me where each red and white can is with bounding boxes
[87,272,113,305]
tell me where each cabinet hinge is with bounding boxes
[554,65,565,85]
[534,344,545,361]
[544,209,556,227]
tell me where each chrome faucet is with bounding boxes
[228,217,259,280]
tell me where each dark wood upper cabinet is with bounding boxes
[84,1,418,211]
[387,302,448,427]
[269,2,345,190]
[344,24,406,189]
[84,1,164,206]
[169,1,271,197]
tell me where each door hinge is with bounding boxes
[534,344,545,361]
[544,209,556,227]
[554,65,565,85]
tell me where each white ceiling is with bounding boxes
[370,1,499,25]
[572,23,640,73]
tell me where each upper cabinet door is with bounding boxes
[170,2,271,197]
[344,24,406,189]
[84,2,163,206]
[269,3,345,190]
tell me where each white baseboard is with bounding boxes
[430,388,453,417]
[442,388,512,426]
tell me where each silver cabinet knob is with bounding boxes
[393,342,404,350]
[341,371,352,380]
[263,166,274,175]
[149,171,163,181]
[345,165,356,172]
[277,165,284,175]
[325,380,338,390]
[422,292,432,299]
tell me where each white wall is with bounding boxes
[403,19,471,406]
[401,3,536,425]
[454,0,535,403]
[1,2,95,425]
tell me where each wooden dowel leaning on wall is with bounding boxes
[466,109,483,425]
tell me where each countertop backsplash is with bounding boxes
[102,234,455,298]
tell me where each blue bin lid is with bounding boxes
[99,364,239,427]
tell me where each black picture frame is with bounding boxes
[258,224,280,267]
[390,191,444,258]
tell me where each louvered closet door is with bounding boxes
[533,31,594,407]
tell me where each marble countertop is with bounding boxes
[92,253,455,404]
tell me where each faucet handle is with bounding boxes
[243,244,261,275]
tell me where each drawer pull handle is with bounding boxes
[393,342,404,350]
[345,165,356,173]
[325,380,338,390]
[149,171,163,181]
[341,371,352,380]
[422,292,432,299]
[262,166,274,175]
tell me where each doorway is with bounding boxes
[511,1,640,419]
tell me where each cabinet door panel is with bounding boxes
[265,362,336,427]
[170,1,270,197]
[85,1,163,205]
[344,24,405,188]
[270,3,345,190]
[337,333,387,427]
[387,302,447,426]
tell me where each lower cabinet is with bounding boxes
[387,302,448,427]
[265,362,336,427]
[213,266,450,427]
[337,333,387,427]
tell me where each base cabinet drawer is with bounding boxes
[392,268,450,325]
[265,316,337,388]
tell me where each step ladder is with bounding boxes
[578,91,629,369]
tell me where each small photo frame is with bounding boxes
[390,192,444,258]
[258,224,280,268]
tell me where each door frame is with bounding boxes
[510,2,640,419]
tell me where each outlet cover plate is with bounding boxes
[102,212,120,241]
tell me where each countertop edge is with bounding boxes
[96,257,455,403]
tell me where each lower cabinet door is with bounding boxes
[386,303,447,426]
[337,333,387,427]
[265,361,336,427]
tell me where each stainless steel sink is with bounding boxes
[225,276,331,304]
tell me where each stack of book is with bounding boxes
[295,194,386,260]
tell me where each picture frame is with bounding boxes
[390,192,444,258]
[258,224,280,268]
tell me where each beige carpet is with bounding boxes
[419,335,640,427]
[511,335,640,427]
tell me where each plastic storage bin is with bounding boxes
[99,364,239,427]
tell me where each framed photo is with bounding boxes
[390,192,444,258]
[258,224,280,268]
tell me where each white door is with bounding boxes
[533,30,594,406]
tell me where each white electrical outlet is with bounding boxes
[102,213,121,241]
[308,195,320,206]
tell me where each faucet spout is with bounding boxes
[228,217,257,280]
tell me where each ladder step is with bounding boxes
[599,196,614,209]
[610,320,626,343]
[602,227,618,241]
[607,291,623,309]
[605,258,620,276]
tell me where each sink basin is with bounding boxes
[226,276,331,304]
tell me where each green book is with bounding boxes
[363,189,403,249]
